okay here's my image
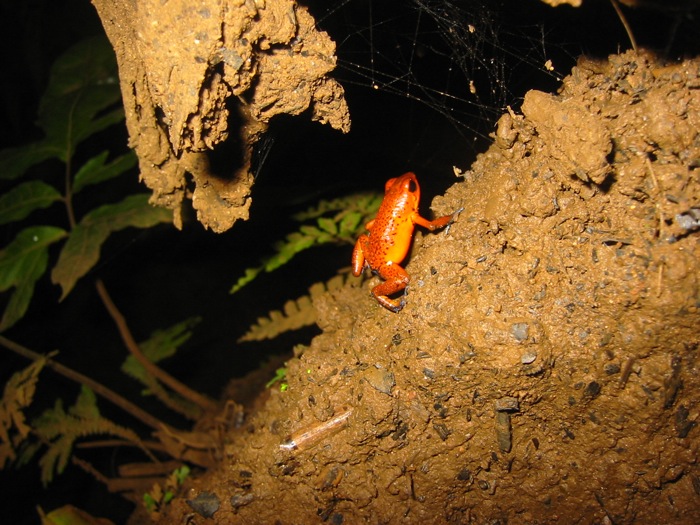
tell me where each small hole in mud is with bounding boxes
[203,97,246,180]
[596,172,615,193]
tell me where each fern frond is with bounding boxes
[238,273,362,342]
[121,317,202,420]
[0,357,48,467]
[33,385,144,486]
[230,192,381,294]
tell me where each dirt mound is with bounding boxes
[155,50,699,525]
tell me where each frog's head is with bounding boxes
[385,172,420,203]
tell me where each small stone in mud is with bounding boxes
[495,411,512,453]
[511,323,529,342]
[456,468,472,482]
[494,397,520,412]
[433,422,451,441]
[521,351,537,365]
[675,405,697,438]
[230,492,254,509]
[365,367,395,394]
[582,381,602,400]
[604,363,620,375]
[187,491,220,518]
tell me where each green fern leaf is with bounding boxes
[123,317,201,382]
[230,192,381,294]
[51,194,172,300]
[0,357,48,467]
[33,385,143,486]
[230,267,263,294]
[238,273,361,342]
[317,217,338,235]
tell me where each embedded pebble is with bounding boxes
[365,367,395,394]
[187,491,220,518]
[494,397,520,412]
[511,323,530,342]
[521,351,537,365]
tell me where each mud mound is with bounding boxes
[155,50,699,525]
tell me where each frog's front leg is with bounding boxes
[372,263,410,313]
[413,206,463,232]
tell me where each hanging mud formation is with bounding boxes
[92,0,350,232]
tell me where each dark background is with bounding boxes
[0,0,698,522]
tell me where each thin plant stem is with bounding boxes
[611,0,638,53]
[95,279,218,414]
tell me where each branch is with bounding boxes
[0,335,164,431]
[95,279,218,414]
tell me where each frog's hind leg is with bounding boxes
[372,265,410,313]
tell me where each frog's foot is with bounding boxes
[375,294,406,313]
[371,270,410,313]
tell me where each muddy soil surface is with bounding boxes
[148,50,700,524]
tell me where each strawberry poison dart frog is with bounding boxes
[352,172,460,312]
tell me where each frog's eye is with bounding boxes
[407,178,418,194]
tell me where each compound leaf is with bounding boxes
[122,317,202,384]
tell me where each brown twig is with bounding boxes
[95,279,218,414]
[610,0,638,53]
[0,335,164,431]
[76,438,169,454]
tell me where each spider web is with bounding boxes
[312,0,566,144]
[256,0,682,194]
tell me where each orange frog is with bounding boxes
[352,172,461,312]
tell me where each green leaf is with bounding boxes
[264,234,315,272]
[0,181,63,225]
[51,194,171,300]
[174,465,191,484]
[72,151,137,194]
[38,36,123,162]
[0,226,67,331]
[317,217,338,235]
[230,192,382,294]
[338,211,363,236]
[265,368,288,388]
[62,195,166,283]
[0,36,123,182]
[41,504,114,525]
[69,385,99,420]
[0,143,63,182]
[230,267,263,294]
